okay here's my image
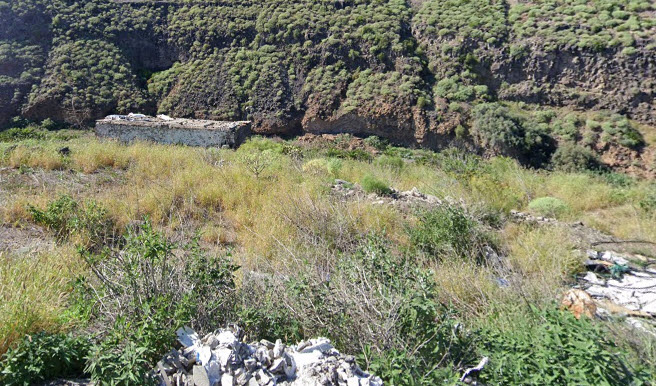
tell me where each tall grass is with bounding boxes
[0,247,82,355]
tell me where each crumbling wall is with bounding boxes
[95,119,251,148]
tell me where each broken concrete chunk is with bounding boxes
[268,358,286,374]
[272,339,285,358]
[192,365,211,386]
[177,327,199,348]
[221,373,235,386]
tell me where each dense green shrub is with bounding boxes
[528,197,570,218]
[409,206,492,260]
[361,174,392,195]
[600,114,645,148]
[551,143,600,172]
[471,103,555,167]
[0,126,46,142]
[363,135,389,151]
[0,332,90,385]
[479,306,654,385]
[28,194,116,250]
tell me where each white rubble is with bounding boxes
[580,252,656,315]
[159,326,383,386]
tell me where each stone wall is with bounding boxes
[95,117,251,148]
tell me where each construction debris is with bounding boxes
[331,179,459,209]
[574,249,656,318]
[561,289,597,319]
[157,325,383,386]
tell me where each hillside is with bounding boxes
[2,0,655,174]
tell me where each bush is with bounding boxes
[363,136,389,151]
[0,126,46,142]
[478,306,654,385]
[361,174,392,195]
[28,195,116,250]
[241,234,474,384]
[374,155,404,170]
[409,206,492,260]
[471,103,555,167]
[0,332,90,385]
[81,221,239,384]
[302,158,342,176]
[551,143,600,172]
[528,197,570,218]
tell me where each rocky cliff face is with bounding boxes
[1,0,655,171]
[492,46,655,124]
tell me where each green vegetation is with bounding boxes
[409,206,492,260]
[478,306,652,384]
[470,103,554,166]
[1,0,656,382]
[0,332,90,385]
[510,0,655,50]
[1,134,655,383]
[361,174,392,195]
[528,197,570,218]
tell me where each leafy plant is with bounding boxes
[409,206,492,260]
[81,221,239,384]
[361,174,392,195]
[0,332,90,385]
[28,194,116,250]
[478,306,653,385]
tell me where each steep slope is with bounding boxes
[1,0,655,172]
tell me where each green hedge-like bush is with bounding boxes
[528,197,570,218]
[551,143,600,172]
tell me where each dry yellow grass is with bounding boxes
[503,223,582,299]
[71,140,131,173]
[0,246,82,355]
[7,145,65,170]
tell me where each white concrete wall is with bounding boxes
[95,122,251,147]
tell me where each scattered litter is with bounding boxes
[157,114,174,121]
[460,357,489,384]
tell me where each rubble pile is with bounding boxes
[331,179,453,208]
[563,248,656,334]
[157,325,383,386]
[508,210,557,224]
[581,250,656,316]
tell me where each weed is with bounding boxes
[478,305,653,384]
[409,206,492,260]
[528,197,570,218]
[361,174,392,195]
[0,332,90,385]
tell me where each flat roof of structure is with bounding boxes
[97,114,250,131]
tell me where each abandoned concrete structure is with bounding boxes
[95,114,251,148]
